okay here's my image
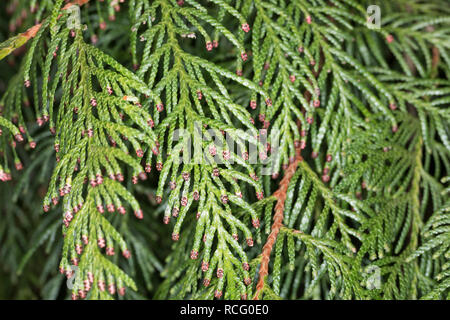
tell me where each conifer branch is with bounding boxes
[0,0,449,300]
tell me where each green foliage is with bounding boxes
[0,0,448,300]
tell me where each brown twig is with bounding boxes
[431,46,440,71]
[253,48,325,300]
[27,0,90,38]
[0,0,89,61]
[426,26,440,72]
[254,150,302,300]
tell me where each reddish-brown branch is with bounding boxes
[254,150,302,300]
[24,0,89,39]
[432,46,440,70]
[253,49,324,300]
[3,0,89,55]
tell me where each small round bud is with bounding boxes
[122,250,131,259]
[193,190,199,200]
[190,250,198,259]
[156,103,164,112]
[241,23,250,33]
[221,194,229,204]
[256,191,264,200]
[386,34,394,43]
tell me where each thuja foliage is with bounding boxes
[0,0,449,300]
